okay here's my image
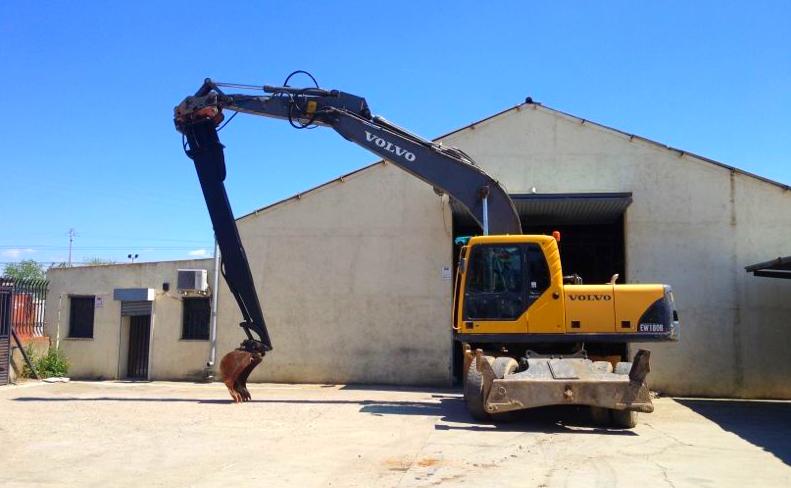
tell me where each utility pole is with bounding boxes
[67,228,77,267]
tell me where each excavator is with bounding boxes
[174,72,679,428]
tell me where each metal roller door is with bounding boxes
[127,315,151,379]
[120,300,152,317]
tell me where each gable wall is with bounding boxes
[224,162,455,385]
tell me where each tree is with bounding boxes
[2,260,46,280]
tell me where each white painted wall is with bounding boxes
[222,163,454,385]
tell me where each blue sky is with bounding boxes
[2,1,789,266]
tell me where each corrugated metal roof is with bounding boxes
[452,192,632,227]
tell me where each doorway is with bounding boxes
[127,315,150,379]
[449,192,632,383]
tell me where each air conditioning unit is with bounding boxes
[177,269,208,293]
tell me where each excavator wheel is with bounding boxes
[490,357,520,422]
[611,409,638,429]
[220,349,263,403]
[463,355,494,421]
[590,407,637,428]
[492,357,519,378]
[464,355,522,422]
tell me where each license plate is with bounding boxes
[639,323,664,332]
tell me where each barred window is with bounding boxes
[182,297,210,340]
[69,296,95,338]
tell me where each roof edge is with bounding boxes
[528,103,790,192]
[238,99,789,220]
[236,161,385,222]
[46,257,213,272]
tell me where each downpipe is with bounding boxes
[482,195,489,235]
[205,240,221,378]
[480,185,490,236]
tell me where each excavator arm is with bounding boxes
[175,76,521,401]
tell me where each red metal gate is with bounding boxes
[0,286,11,386]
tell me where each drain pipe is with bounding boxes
[206,240,221,373]
[55,293,63,349]
[480,185,490,236]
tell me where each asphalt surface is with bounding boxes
[1,381,789,487]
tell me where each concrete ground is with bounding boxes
[1,382,789,487]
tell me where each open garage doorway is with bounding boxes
[449,192,632,382]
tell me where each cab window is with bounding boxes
[463,243,550,321]
[525,244,550,303]
[464,245,524,320]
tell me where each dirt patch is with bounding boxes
[416,457,440,467]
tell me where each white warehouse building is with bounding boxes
[45,101,791,398]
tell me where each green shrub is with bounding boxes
[22,345,70,379]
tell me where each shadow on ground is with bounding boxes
[12,390,635,435]
[676,398,791,466]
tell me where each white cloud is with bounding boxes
[188,249,209,257]
[1,248,36,259]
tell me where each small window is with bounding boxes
[182,297,210,340]
[525,244,550,304]
[69,296,95,338]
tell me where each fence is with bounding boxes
[0,277,49,338]
[0,285,10,385]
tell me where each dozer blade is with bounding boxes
[220,349,263,403]
[470,349,654,415]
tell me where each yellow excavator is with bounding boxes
[174,72,679,428]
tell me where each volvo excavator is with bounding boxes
[175,72,679,428]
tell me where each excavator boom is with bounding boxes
[176,76,521,401]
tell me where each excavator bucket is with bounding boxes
[220,349,263,403]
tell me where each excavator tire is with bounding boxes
[590,406,638,428]
[489,357,520,422]
[492,357,519,378]
[590,406,611,426]
[463,355,494,421]
[611,409,638,429]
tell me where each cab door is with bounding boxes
[460,243,527,334]
[459,242,557,335]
